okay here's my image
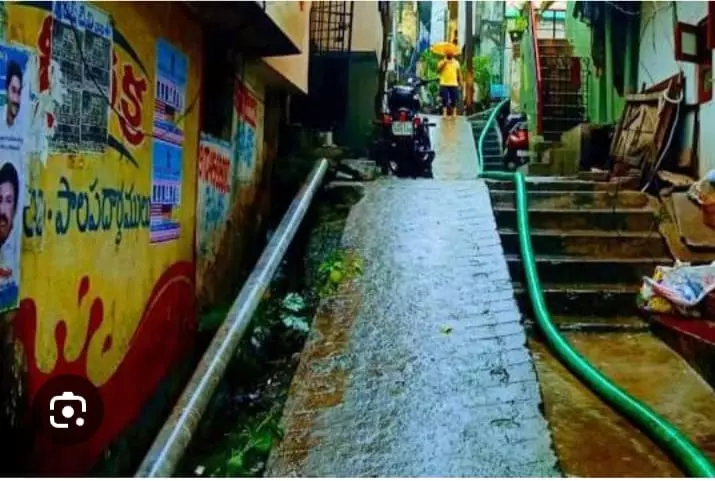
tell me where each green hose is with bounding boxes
[476,100,715,477]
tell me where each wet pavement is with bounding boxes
[429,115,479,180]
[531,332,715,476]
[266,117,559,476]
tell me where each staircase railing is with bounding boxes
[476,101,715,477]
[521,1,542,135]
[531,2,543,134]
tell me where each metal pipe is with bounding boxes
[476,103,715,477]
[135,158,330,477]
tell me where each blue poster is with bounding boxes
[149,139,182,243]
[154,39,188,145]
[151,38,187,244]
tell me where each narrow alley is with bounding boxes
[266,117,559,476]
[6,1,715,478]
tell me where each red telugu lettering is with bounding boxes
[118,64,147,146]
[199,145,230,193]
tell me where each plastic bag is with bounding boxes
[642,261,715,308]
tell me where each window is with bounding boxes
[674,21,706,64]
[201,31,243,141]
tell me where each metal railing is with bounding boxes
[527,2,543,135]
[135,159,330,477]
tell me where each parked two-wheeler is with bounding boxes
[500,111,530,171]
[372,77,437,178]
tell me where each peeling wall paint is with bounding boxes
[195,65,272,310]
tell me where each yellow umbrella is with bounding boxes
[430,41,460,57]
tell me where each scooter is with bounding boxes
[500,112,530,171]
[373,77,437,178]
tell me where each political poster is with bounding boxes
[0,41,30,312]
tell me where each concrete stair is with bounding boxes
[469,113,503,171]
[488,177,670,331]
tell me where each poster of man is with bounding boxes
[0,42,30,312]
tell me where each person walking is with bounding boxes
[437,51,461,119]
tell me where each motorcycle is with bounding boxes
[372,77,437,178]
[500,111,530,171]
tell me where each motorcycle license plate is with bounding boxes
[517,150,529,157]
[392,121,413,136]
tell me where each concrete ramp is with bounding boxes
[429,115,480,180]
[266,116,558,476]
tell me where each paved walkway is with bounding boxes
[430,114,479,180]
[266,117,559,476]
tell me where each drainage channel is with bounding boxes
[135,159,330,477]
[477,100,715,477]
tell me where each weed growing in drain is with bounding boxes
[184,265,314,477]
[316,249,363,297]
[216,409,284,477]
[184,248,363,476]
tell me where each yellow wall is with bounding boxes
[263,2,311,93]
[265,0,309,52]
[9,0,200,383]
[3,1,203,473]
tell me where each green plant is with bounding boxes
[316,249,363,297]
[196,409,284,477]
[279,293,310,333]
[468,55,492,104]
[511,14,527,33]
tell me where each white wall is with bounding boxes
[430,0,447,44]
[637,1,708,176]
[458,0,465,48]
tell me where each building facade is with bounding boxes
[0,1,312,474]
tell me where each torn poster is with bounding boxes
[150,39,187,244]
[232,80,257,184]
[50,1,112,154]
[0,42,30,312]
[197,133,233,259]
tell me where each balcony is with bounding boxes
[185,1,302,57]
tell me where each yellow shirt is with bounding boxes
[438,59,460,87]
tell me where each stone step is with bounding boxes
[649,314,715,390]
[524,314,649,333]
[489,189,651,209]
[482,148,503,158]
[505,254,667,285]
[486,178,629,192]
[484,159,504,164]
[498,228,669,258]
[473,133,501,145]
[482,137,501,146]
[514,282,640,318]
[494,207,656,232]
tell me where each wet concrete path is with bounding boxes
[430,114,479,180]
[267,117,560,476]
[532,333,715,476]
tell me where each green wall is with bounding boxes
[337,52,380,155]
[564,0,636,125]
